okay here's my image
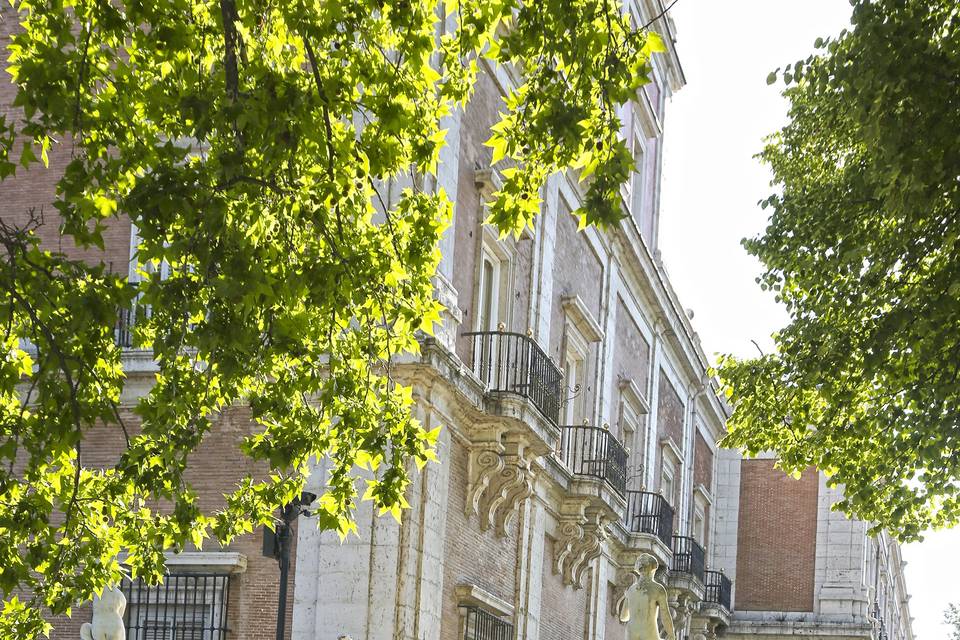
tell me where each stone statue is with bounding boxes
[618,554,676,640]
[80,585,126,640]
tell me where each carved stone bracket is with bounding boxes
[466,431,537,537]
[689,616,720,640]
[495,437,538,536]
[554,502,610,589]
[479,435,537,536]
[465,430,505,519]
[668,590,698,640]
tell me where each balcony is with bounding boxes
[671,535,705,582]
[559,425,628,496]
[114,303,153,348]
[623,490,674,548]
[462,606,513,640]
[703,570,732,611]
[115,305,136,347]
[462,331,563,424]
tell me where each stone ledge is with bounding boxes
[120,348,160,373]
[725,617,873,639]
[163,551,248,574]
[455,583,514,617]
[696,602,731,628]
[117,551,248,574]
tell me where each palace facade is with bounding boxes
[290,2,915,640]
[0,1,914,639]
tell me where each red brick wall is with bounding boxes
[35,407,298,640]
[451,71,537,360]
[1,6,132,274]
[692,431,714,548]
[3,11,295,638]
[638,135,659,246]
[653,372,683,498]
[439,440,521,639]
[538,536,589,640]
[604,580,625,640]
[692,432,713,491]
[549,198,604,326]
[548,197,605,419]
[612,298,650,440]
[734,460,818,612]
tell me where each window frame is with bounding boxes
[477,248,502,332]
[562,328,590,425]
[660,460,676,507]
[121,572,231,640]
[626,121,648,219]
[474,226,514,333]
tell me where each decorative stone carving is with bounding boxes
[689,616,719,640]
[617,553,676,640]
[487,437,536,536]
[466,432,537,536]
[80,585,126,640]
[465,431,504,519]
[568,519,606,587]
[667,589,697,640]
[554,503,609,588]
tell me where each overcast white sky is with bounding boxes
[656,1,960,638]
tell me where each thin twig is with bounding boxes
[642,0,681,31]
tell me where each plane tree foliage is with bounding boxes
[946,603,960,640]
[0,0,665,635]
[718,0,960,541]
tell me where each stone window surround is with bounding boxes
[559,295,603,426]
[128,223,172,283]
[659,434,683,507]
[561,321,590,426]
[455,583,515,640]
[561,295,604,344]
[454,583,515,618]
[473,217,517,333]
[618,378,650,438]
[618,378,650,486]
[623,119,648,220]
[692,483,712,549]
[120,553,239,640]
[117,551,247,575]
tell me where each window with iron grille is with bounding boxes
[121,574,230,640]
[462,606,513,640]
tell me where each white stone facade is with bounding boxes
[290,4,915,640]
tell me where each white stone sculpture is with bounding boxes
[618,554,677,640]
[79,585,126,640]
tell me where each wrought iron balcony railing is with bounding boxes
[624,490,674,547]
[559,425,628,496]
[462,606,513,640]
[703,569,732,611]
[120,573,230,640]
[671,535,706,582]
[462,331,563,424]
[115,305,136,348]
[115,303,153,348]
